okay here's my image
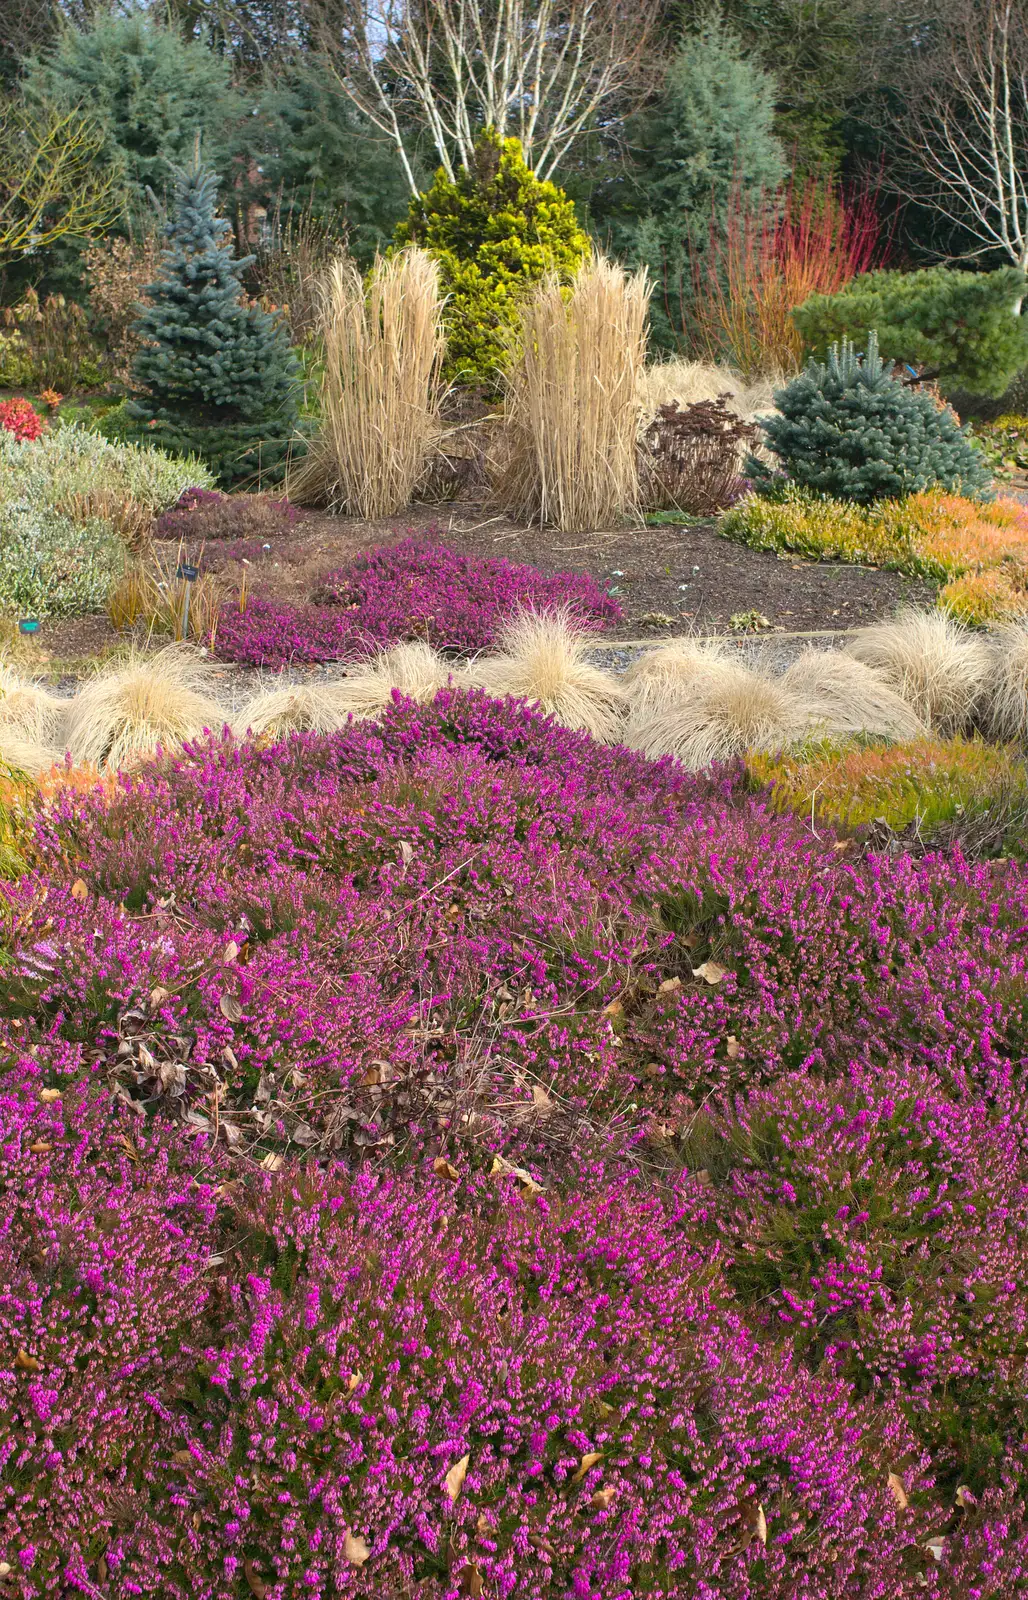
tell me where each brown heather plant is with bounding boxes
[82,231,160,384]
[498,257,650,532]
[288,249,446,517]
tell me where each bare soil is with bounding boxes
[26,499,936,678]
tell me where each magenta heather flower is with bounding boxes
[214,536,622,665]
[1,688,1028,1593]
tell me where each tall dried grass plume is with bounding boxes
[498,257,650,532]
[288,249,445,518]
[468,611,626,741]
[64,646,226,772]
[845,611,993,735]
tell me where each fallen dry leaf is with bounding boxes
[726,1034,741,1060]
[260,1152,283,1173]
[658,976,682,994]
[29,1141,51,1154]
[925,1537,945,1563]
[528,1533,557,1557]
[0,1562,11,1576]
[70,878,88,901]
[601,998,623,1018]
[458,1563,484,1596]
[219,993,242,1023]
[171,1449,193,1467]
[955,1484,974,1509]
[693,960,727,985]
[591,1486,616,1511]
[150,985,170,1007]
[755,1504,768,1545]
[433,1156,460,1182]
[888,1471,908,1510]
[343,1531,371,1567]
[243,1558,267,1597]
[39,1088,62,1103]
[223,940,240,964]
[531,1084,553,1112]
[15,1348,40,1372]
[572,1451,603,1484]
[444,1453,470,1502]
[346,1370,363,1392]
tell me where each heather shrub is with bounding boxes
[939,567,1028,627]
[749,333,993,503]
[749,735,1028,851]
[393,129,590,386]
[721,484,1028,593]
[9,693,1028,1590]
[216,537,621,666]
[154,488,304,542]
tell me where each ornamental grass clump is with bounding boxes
[780,648,927,742]
[499,257,650,532]
[63,645,225,770]
[288,250,445,517]
[468,610,627,739]
[845,609,994,734]
[749,332,992,503]
[624,654,804,768]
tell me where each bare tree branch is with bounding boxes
[0,100,123,267]
[892,0,1028,289]
[310,0,656,193]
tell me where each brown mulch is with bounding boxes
[213,501,935,636]
[26,500,936,674]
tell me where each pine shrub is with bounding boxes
[792,267,1028,398]
[749,333,993,503]
[128,154,300,487]
[393,130,590,386]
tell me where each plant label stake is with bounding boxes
[176,564,199,641]
[18,618,40,646]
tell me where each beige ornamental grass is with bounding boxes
[0,660,66,747]
[468,611,627,741]
[845,610,993,735]
[500,257,650,532]
[288,249,445,518]
[64,645,226,772]
[624,656,805,770]
[782,649,927,742]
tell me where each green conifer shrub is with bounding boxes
[393,130,589,386]
[792,268,1028,398]
[749,332,993,503]
[127,154,299,487]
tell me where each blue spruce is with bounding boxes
[749,332,993,504]
[128,152,299,486]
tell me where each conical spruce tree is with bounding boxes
[128,153,299,485]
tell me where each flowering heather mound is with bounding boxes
[7,691,1028,1593]
[214,536,622,666]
